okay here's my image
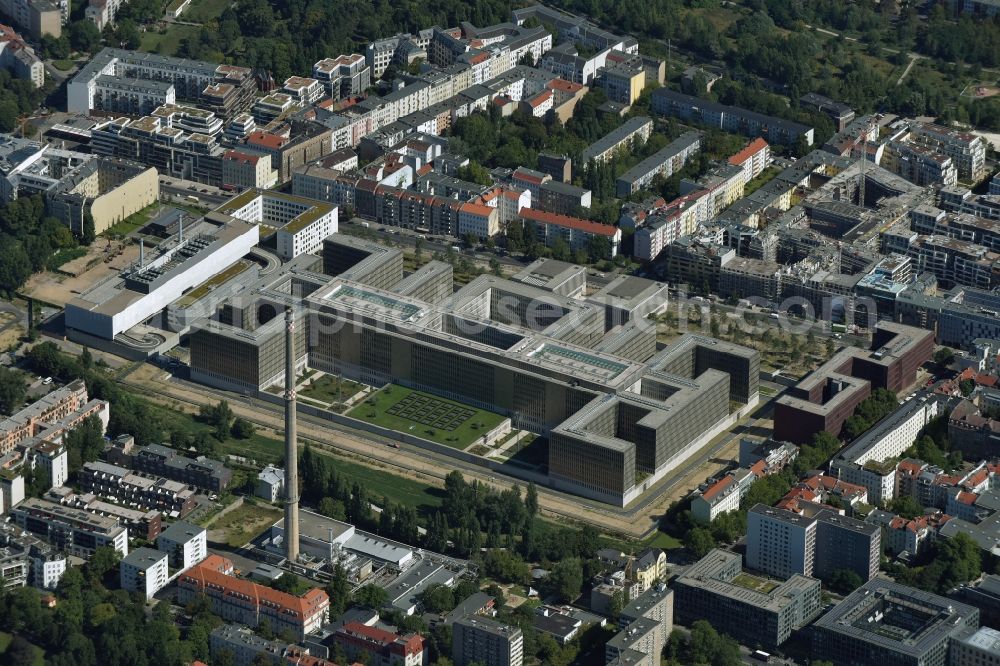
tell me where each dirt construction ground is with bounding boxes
[23,240,138,307]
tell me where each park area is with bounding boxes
[347,384,507,449]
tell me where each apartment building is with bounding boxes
[457,201,499,238]
[85,0,125,30]
[600,61,645,105]
[244,120,334,183]
[536,180,592,216]
[331,622,426,666]
[616,132,701,198]
[905,235,999,291]
[312,54,370,100]
[579,116,653,166]
[728,137,771,182]
[0,0,65,40]
[909,123,987,182]
[120,547,169,600]
[652,89,814,146]
[519,208,621,258]
[885,140,958,187]
[452,616,523,666]
[830,397,940,503]
[11,497,128,558]
[78,460,197,518]
[674,549,822,649]
[0,23,43,87]
[606,617,660,666]
[48,487,162,540]
[747,504,880,583]
[92,115,225,187]
[799,93,855,131]
[177,554,330,640]
[691,465,765,524]
[128,443,231,492]
[68,49,202,113]
[156,520,207,571]
[539,42,610,85]
[221,150,277,190]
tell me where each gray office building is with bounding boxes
[189,234,758,506]
[812,579,979,666]
[674,549,822,650]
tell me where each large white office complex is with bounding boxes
[65,217,259,340]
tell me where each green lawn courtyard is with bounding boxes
[347,384,507,449]
[300,373,364,405]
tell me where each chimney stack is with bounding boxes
[283,307,300,562]
[139,238,144,267]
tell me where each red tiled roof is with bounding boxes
[180,555,328,620]
[547,78,584,93]
[955,491,978,506]
[339,622,425,657]
[525,90,553,107]
[460,202,494,217]
[246,131,287,150]
[521,208,619,236]
[749,459,767,477]
[512,167,546,184]
[223,150,260,166]
[701,475,735,502]
[728,137,769,166]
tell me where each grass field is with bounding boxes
[210,501,281,547]
[140,24,200,56]
[52,59,75,71]
[182,0,231,23]
[348,385,507,449]
[300,374,364,405]
[102,203,158,238]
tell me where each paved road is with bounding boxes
[158,176,229,208]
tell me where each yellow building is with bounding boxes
[633,548,668,591]
[601,63,645,106]
[47,159,159,235]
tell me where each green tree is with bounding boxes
[67,20,102,53]
[353,584,388,610]
[888,495,925,520]
[0,365,27,414]
[419,584,456,614]
[318,496,346,521]
[825,568,864,594]
[933,347,954,367]
[81,211,96,245]
[547,557,583,602]
[86,545,121,584]
[684,527,716,559]
[230,417,255,439]
[525,482,538,518]
[326,563,351,620]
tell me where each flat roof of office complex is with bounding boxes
[676,549,818,614]
[813,579,979,658]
